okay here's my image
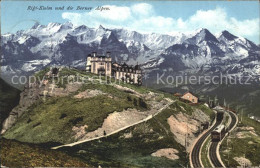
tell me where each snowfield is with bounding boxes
[1,22,260,82]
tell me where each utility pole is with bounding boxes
[241,109,243,123]
[214,95,218,107]
[227,136,230,166]
[209,97,213,108]
[185,117,188,151]
[185,119,189,168]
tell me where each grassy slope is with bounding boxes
[0,138,87,167]
[2,67,216,167]
[60,100,214,167]
[202,84,260,117]
[159,84,260,117]
[0,78,20,128]
[4,85,148,144]
[61,104,190,168]
[3,68,149,144]
[239,116,260,135]
[220,117,260,167]
[201,136,212,167]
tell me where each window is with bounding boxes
[107,63,110,71]
[93,62,96,72]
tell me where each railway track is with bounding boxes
[190,115,222,168]
[209,110,238,168]
[226,111,237,132]
[209,141,223,167]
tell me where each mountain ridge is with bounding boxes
[1,22,259,85]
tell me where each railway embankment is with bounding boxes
[220,115,260,167]
[190,110,220,168]
[209,108,238,168]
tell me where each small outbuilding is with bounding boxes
[174,91,199,104]
[181,91,198,104]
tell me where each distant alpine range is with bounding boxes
[1,22,259,83]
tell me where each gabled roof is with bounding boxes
[182,91,198,98]
[122,62,128,67]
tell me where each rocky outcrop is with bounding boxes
[1,74,83,134]
[167,108,210,152]
[72,97,169,141]
[151,148,179,160]
[1,83,43,134]
[74,89,105,99]
[234,157,252,167]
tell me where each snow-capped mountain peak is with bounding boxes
[59,21,73,31]
[1,22,259,82]
[98,25,105,30]
[219,30,238,41]
[185,28,219,45]
[217,30,241,51]
[31,22,41,29]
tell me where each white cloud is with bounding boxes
[131,3,154,16]
[181,7,259,38]
[62,5,132,27]
[90,5,132,21]
[62,4,259,42]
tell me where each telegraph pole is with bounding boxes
[241,109,243,123]
[214,95,218,107]
[185,118,189,168]
[227,136,230,166]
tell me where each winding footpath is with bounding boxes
[52,98,174,149]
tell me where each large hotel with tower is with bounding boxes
[86,52,142,85]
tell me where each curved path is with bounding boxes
[52,98,174,149]
[209,109,238,168]
[209,142,223,167]
[226,110,237,133]
[190,112,222,168]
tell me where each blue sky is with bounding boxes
[1,1,259,43]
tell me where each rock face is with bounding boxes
[167,109,210,152]
[74,89,105,99]
[73,109,148,141]
[151,148,179,160]
[72,94,171,141]
[234,157,252,167]
[1,83,43,134]
[0,77,20,129]
[1,68,83,134]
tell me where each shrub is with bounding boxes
[138,98,147,109]
[133,98,138,106]
[127,96,132,101]
[59,113,67,119]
